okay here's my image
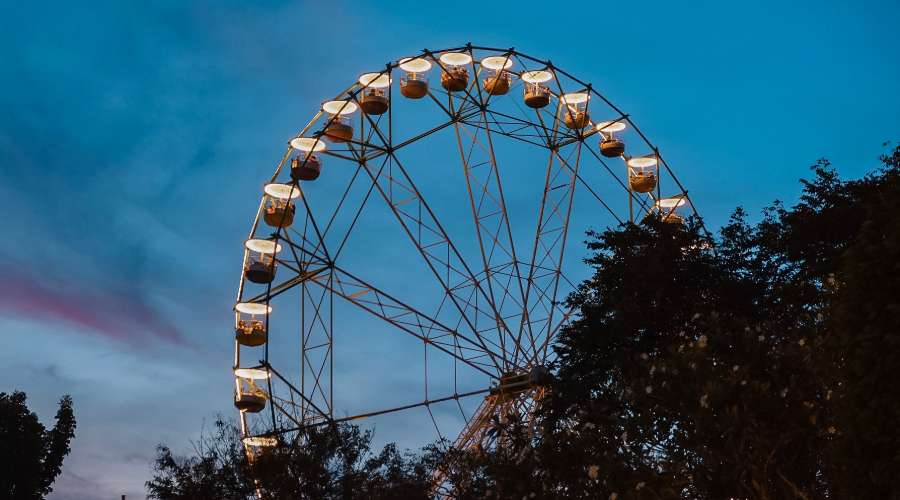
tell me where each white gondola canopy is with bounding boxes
[627,155,658,168]
[264,183,301,200]
[521,70,553,83]
[245,239,282,254]
[358,72,391,89]
[658,196,688,209]
[561,92,589,105]
[322,100,358,115]
[234,367,270,380]
[439,52,472,66]
[290,137,327,152]
[234,302,272,315]
[481,56,514,71]
[399,57,432,73]
[243,436,278,447]
[596,120,627,133]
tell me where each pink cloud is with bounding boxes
[0,264,183,345]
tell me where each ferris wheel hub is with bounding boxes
[489,365,551,402]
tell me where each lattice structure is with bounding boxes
[230,43,702,491]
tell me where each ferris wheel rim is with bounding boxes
[232,42,705,456]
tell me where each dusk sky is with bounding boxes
[2,1,898,498]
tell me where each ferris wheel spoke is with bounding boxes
[243,264,329,304]
[387,108,482,157]
[506,53,562,148]
[457,111,552,150]
[279,222,329,262]
[296,273,336,423]
[344,69,506,360]
[451,103,531,372]
[425,48,484,117]
[326,155,392,262]
[282,180,333,264]
[269,396,305,430]
[581,138,654,219]
[481,107,565,149]
[271,387,492,435]
[518,282,577,365]
[516,141,583,366]
[305,265,501,377]
[527,304,577,367]
[266,362,332,425]
[355,145,518,372]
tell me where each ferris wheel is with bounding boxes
[231,43,699,466]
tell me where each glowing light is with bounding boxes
[439,52,472,66]
[358,72,391,89]
[243,436,278,447]
[399,57,431,73]
[234,302,272,315]
[263,183,301,200]
[290,137,327,152]
[521,70,553,84]
[234,367,270,380]
[657,196,688,209]
[627,155,658,168]
[595,120,627,133]
[481,56,514,71]
[322,100,358,115]
[560,92,589,105]
[245,239,282,254]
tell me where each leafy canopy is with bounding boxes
[0,391,76,500]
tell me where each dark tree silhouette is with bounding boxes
[146,418,248,500]
[533,217,830,499]
[249,424,430,499]
[785,146,900,498]
[435,145,899,499]
[146,418,430,500]
[153,145,900,499]
[0,391,76,500]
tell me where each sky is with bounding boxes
[1,1,898,498]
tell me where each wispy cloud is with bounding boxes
[0,262,183,345]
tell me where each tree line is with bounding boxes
[147,145,900,499]
[3,145,898,499]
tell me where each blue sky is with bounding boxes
[1,1,898,498]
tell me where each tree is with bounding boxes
[146,418,249,500]
[146,417,431,500]
[153,145,900,499]
[537,216,830,499]
[436,146,900,498]
[249,423,430,499]
[781,146,900,498]
[0,391,76,500]
[415,216,831,499]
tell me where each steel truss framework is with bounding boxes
[232,43,703,480]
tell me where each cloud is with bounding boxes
[47,470,107,500]
[0,262,183,345]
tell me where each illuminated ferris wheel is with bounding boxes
[231,43,698,468]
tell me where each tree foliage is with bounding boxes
[798,147,900,497]
[537,218,830,499]
[0,391,76,500]
[441,145,900,499]
[146,418,430,500]
[150,145,900,499]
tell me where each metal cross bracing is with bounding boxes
[231,43,708,476]
[244,201,507,431]
[450,69,530,376]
